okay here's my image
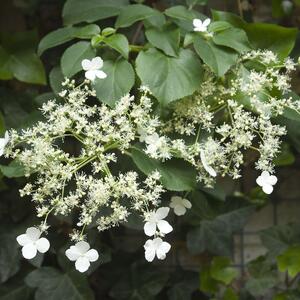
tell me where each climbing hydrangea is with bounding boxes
[4,50,300,272]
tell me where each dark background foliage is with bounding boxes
[1,0,300,299]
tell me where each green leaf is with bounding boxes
[274,143,295,166]
[94,58,135,107]
[223,288,238,300]
[0,111,5,135]
[277,246,300,278]
[212,10,298,59]
[260,223,300,258]
[212,27,252,53]
[245,276,278,297]
[49,66,65,95]
[186,0,208,7]
[9,51,46,85]
[0,281,32,300]
[164,6,205,31]
[131,147,197,191]
[194,37,238,76]
[136,48,203,105]
[25,267,94,300]
[167,272,199,300]
[109,263,168,300]
[145,24,180,57]
[0,231,21,283]
[0,46,12,80]
[115,4,157,28]
[0,160,25,178]
[61,41,96,77]
[200,266,218,293]
[38,25,100,56]
[187,206,254,255]
[210,257,238,285]
[103,34,129,59]
[144,12,166,28]
[209,21,233,33]
[63,0,128,25]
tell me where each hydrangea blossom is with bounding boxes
[0,131,9,156]
[81,57,107,81]
[193,18,211,32]
[200,149,217,177]
[6,49,300,270]
[256,171,278,194]
[144,207,173,237]
[170,196,192,216]
[65,241,99,273]
[144,237,171,262]
[16,227,50,259]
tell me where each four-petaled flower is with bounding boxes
[0,131,9,156]
[193,18,211,32]
[170,196,192,216]
[256,171,277,194]
[144,207,173,237]
[81,57,107,81]
[65,241,99,273]
[144,237,171,262]
[16,227,50,259]
[200,149,217,177]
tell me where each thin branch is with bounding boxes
[131,21,144,45]
[237,0,244,19]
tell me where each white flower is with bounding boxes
[81,57,107,81]
[65,241,99,273]
[137,127,147,143]
[0,131,9,156]
[256,171,277,194]
[145,133,162,155]
[170,196,192,216]
[144,237,171,262]
[193,18,211,32]
[16,227,50,259]
[200,149,217,177]
[144,207,173,237]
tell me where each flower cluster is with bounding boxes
[2,46,300,272]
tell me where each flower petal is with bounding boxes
[75,241,90,254]
[85,70,96,81]
[157,220,173,234]
[94,70,107,79]
[145,248,156,262]
[26,227,41,241]
[170,196,182,208]
[262,184,273,194]
[156,241,171,260]
[174,205,186,216]
[22,243,37,259]
[81,59,92,71]
[256,175,264,187]
[203,18,211,27]
[268,175,277,185]
[65,246,81,261]
[261,171,270,179]
[200,150,217,177]
[144,221,156,236]
[182,199,192,209]
[91,57,103,69]
[36,238,50,253]
[16,234,31,246]
[75,256,90,273]
[85,249,99,262]
[155,207,170,220]
[193,19,203,28]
